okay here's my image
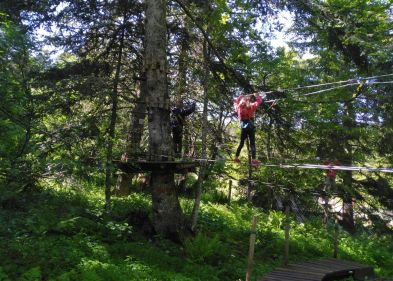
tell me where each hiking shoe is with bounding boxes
[251,159,260,167]
[234,157,241,164]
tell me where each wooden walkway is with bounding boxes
[260,258,375,281]
[115,160,199,174]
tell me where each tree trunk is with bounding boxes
[191,38,209,231]
[115,70,147,196]
[177,16,191,158]
[145,0,184,241]
[342,156,355,232]
[12,46,34,188]
[341,85,366,232]
[104,16,125,212]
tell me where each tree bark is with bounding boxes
[115,69,147,196]
[177,16,190,159]
[342,141,355,232]
[341,84,366,232]
[104,14,126,212]
[191,38,209,231]
[145,0,184,241]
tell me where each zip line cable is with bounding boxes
[263,80,393,103]
[268,73,393,93]
[300,81,393,97]
[124,74,393,106]
[298,82,360,97]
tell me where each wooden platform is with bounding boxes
[260,258,375,281]
[115,160,199,174]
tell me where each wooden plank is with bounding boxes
[292,258,369,272]
[325,258,370,267]
[267,270,321,280]
[296,260,352,271]
[259,258,375,281]
[286,263,334,272]
[274,268,325,277]
[286,264,335,273]
[264,268,324,281]
[263,273,320,281]
[115,160,199,173]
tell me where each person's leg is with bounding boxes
[178,132,183,157]
[331,178,337,194]
[323,177,329,194]
[326,177,338,195]
[248,128,256,159]
[248,128,259,166]
[235,129,247,159]
[173,129,182,158]
[172,130,177,154]
[322,178,329,224]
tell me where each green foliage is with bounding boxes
[184,234,222,264]
[0,267,11,281]
[1,181,393,280]
[18,267,41,281]
[0,15,30,178]
[1,0,393,280]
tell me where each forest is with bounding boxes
[1,0,393,280]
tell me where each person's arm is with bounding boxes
[234,95,243,110]
[250,92,262,110]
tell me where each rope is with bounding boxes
[259,163,393,173]
[118,152,393,174]
[270,73,393,92]
[122,74,393,106]
[263,80,393,103]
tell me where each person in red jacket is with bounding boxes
[233,92,263,167]
[323,159,340,194]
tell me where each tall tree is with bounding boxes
[285,0,393,229]
[0,13,40,188]
[104,3,128,211]
[145,0,185,240]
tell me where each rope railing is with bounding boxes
[117,152,393,174]
[259,163,393,173]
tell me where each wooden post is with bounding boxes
[333,217,339,258]
[228,180,232,206]
[246,216,257,281]
[284,205,290,266]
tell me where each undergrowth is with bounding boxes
[0,181,392,280]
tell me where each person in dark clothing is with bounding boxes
[171,100,196,158]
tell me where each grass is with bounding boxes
[0,181,392,280]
